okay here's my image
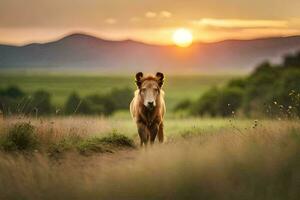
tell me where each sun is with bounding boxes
[172,28,193,47]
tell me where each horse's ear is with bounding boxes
[135,72,143,88]
[156,72,164,87]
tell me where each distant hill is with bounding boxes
[1,33,300,74]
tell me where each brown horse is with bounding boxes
[130,72,166,146]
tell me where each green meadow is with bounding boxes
[1,73,300,200]
[0,74,236,109]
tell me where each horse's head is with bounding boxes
[135,72,164,110]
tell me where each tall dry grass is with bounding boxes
[0,118,299,199]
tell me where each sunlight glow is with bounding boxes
[172,28,193,47]
[192,18,288,28]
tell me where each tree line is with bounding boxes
[175,50,300,118]
[0,87,133,117]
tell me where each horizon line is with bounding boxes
[1,31,300,47]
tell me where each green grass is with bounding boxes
[48,131,135,156]
[0,74,235,109]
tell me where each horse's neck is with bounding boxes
[140,105,159,124]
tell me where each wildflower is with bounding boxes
[289,90,295,96]
[252,119,258,128]
[274,101,277,105]
[288,106,292,109]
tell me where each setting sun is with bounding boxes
[172,28,193,47]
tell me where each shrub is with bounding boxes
[28,90,54,115]
[1,122,38,151]
[64,92,92,115]
[48,133,83,155]
[0,85,25,98]
[283,51,300,68]
[191,87,220,117]
[76,138,113,154]
[108,87,133,110]
[226,78,247,89]
[190,86,244,117]
[236,61,280,116]
[85,94,116,116]
[99,132,135,148]
[174,99,192,112]
[77,132,135,154]
[216,87,244,117]
[0,86,26,116]
[273,70,300,117]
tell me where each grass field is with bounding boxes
[1,73,299,199]
[0,117,299,199]
[0,74,236,109]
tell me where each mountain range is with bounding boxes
[1,33,300,74]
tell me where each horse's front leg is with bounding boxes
[137,122,150,147]
[149,123,159,145]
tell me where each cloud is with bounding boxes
[105,18,117,25]
[192,18,288,29]
[129,17,140,23]
[145,12,157,18]
[159,11,172,18]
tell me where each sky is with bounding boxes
[1,0,300,45]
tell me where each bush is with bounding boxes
[0,85,25,98]
[108,87,133,110]
[226,78,247,89]
[99,132,135,147]
[191,87,220,116]
[283,51,300,68]
[174,99,192,112]
[77,133,135,154]
[191,87,244,117]
[216,87,244,117]
[64,92,92,115]
[29,90,54,115]
[273,70,300,117]
[85,94,116,116]
[1,122,38,151]
[0,86,26,116]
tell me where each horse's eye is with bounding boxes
[141,88,146,93]
[154,88,159,92]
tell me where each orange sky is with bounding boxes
[1,0,300,45]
